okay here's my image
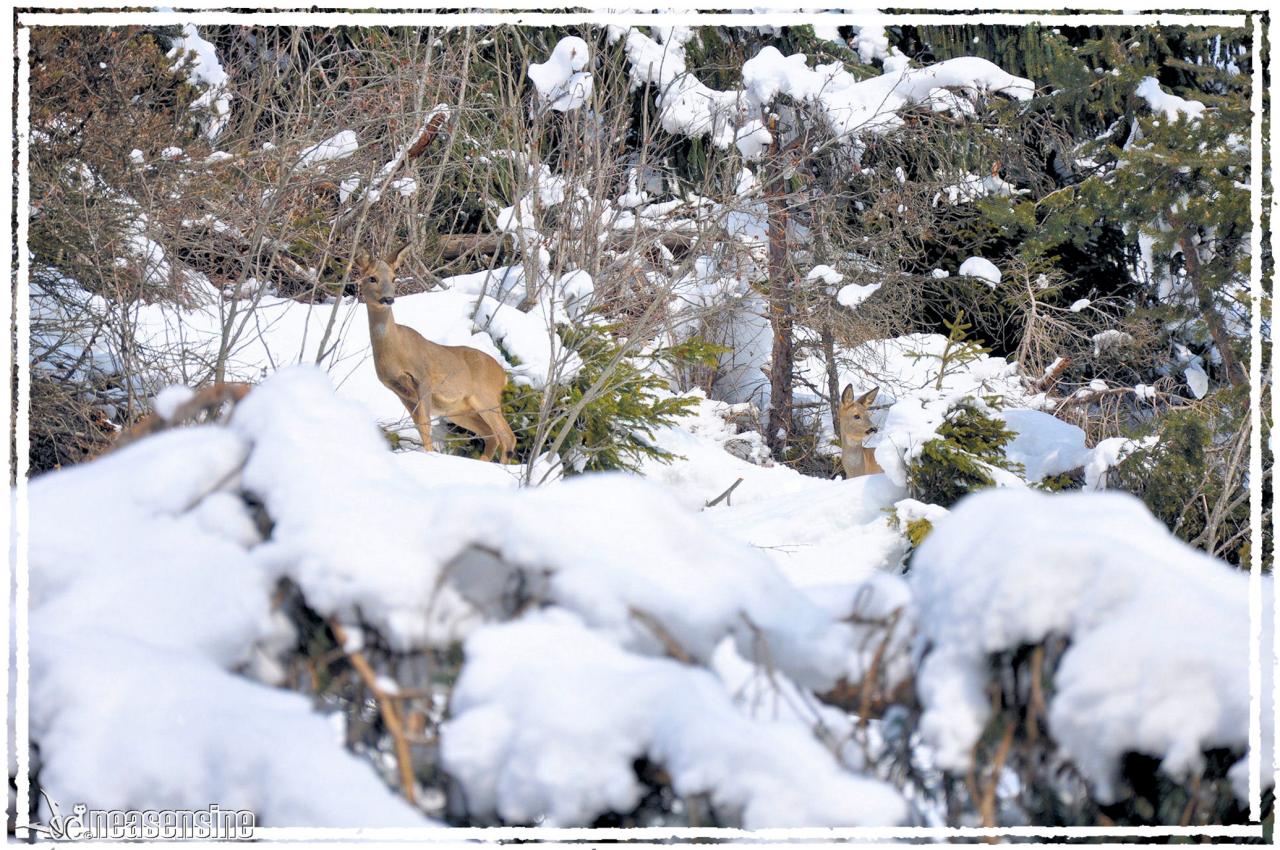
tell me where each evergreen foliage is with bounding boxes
[1107,386,1269,568]
[497,325,700,475]
[906,398,1025,507]
[882,23,1255,383]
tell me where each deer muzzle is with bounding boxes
[379,297,395,305]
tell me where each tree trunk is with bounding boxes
[1179,235,1246,388]
[821,327,840,434]
[764,115,793,457]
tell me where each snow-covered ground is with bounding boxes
[26,336,1272,827]
[29,233,1270,828]
[30,366,921,827]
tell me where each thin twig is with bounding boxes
[628,607,693,664]
[328,618,418,806]
[979,721,1016,837]
[704,477,744,508]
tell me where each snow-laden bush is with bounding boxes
[27,365,1271,830]
[912,487,1273,824]
[497,325,700,476]
[29,418,426,827]
[905,397,1025,507]
[29,367,910,828]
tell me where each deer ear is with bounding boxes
[389,242,412,271]
[841,384,855,405]
[352,249,371,276]
[857,386,880,406]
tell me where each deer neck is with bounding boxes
[366,302,401,357]
[843,440,867,475]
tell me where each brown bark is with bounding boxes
[435,232,507,261]
[821,327,841,434]
[764,114,793,456]
[1179,235,1246,388]
[405,108,451,159]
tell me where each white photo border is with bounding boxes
[6,3,1272,844]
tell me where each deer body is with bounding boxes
[356,246,516,461]
[839,384,883,478]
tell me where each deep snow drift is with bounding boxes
[25,367,1271,827]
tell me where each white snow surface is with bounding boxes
[998,408,1091,483]
[836,282,882,308]
[29,426,429,826]
[806,264,844,285]
[167,24,232,139]
[1135,76,1206,121]
[1185,363,1210,399]
[442,608,907,827]
[297,130,359,169]
[911,487,1272,803]
[958,256,1001,286]
[529,37,594,112]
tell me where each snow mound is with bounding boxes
[911,488,1272,803]
[234,368,886,690]
[998,408,1091,483]
[836,282,882,308]
[442,609,907,827]
[29,425,428,826]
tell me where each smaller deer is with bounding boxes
[354,245,516,461]
[838,384,883,478]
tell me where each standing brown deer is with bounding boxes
[353,245,516,462]
[838,384,883,478]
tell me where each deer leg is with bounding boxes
[447,412,498,461]
[473,400,516,464]
[409,393,434,452]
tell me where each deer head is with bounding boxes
[352,243,411,306]
[839,384,880,445]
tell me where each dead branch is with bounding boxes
[107,381,254,454]
[628,606,694,664]
[328,618,418,806]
